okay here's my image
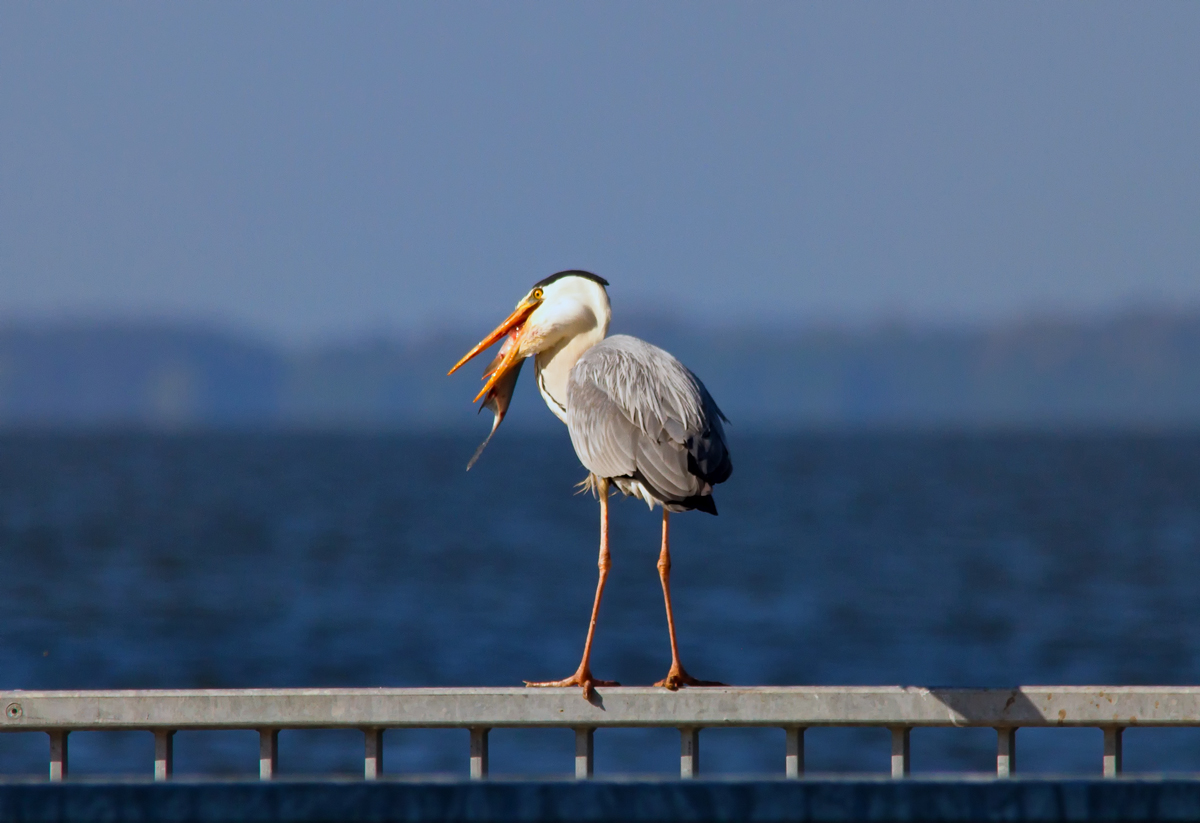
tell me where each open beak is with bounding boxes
[447,295,540,403]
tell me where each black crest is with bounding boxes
[533,270,610,289]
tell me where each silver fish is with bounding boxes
[466,330,525,470]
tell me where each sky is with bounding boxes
[1,2,1198,344]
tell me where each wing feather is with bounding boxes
[566,335,732,511]
[565,377,637,480]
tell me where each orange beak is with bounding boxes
[447,296,541,403]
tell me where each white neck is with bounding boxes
[524,277,611,423]
[534,325,605,422]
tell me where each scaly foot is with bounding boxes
[525,666,619,699]
[654,663,726,690]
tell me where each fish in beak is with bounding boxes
[464,331,524,470]
[448,294,541,469]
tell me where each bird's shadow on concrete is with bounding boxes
[929,687,1046,727]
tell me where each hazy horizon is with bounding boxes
[1,307,1197,430]
[3,298,1200,351]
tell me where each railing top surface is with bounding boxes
[4,686,1199,731]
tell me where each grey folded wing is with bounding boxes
[565,335,731,507]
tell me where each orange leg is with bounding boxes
[526,477,620,698]
[654,509,726,690]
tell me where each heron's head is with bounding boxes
[448,270,611,402]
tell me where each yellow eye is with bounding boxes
[532,288,544,300]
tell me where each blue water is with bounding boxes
[1,432,1199,777]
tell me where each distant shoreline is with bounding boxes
[0,310,1197,429]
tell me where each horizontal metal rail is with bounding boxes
[4,686,1198,782]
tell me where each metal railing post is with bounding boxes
[890,727,910,778]
[680,727,700,778]
[469,727,489,779]
[995,727,1016,777]
[574,727,594,779]
[259,729,278,780]
[363,728,384,780]
[154,730,175,780]
[785,726,805,778]
[1103,727,1123,777]
[48,731,68,782]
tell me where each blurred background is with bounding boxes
[1,2,1199,779]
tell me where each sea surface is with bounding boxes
[1,431,1199,778]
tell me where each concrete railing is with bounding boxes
[4,686,1198,782]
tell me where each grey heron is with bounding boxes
[448,270,732,696]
